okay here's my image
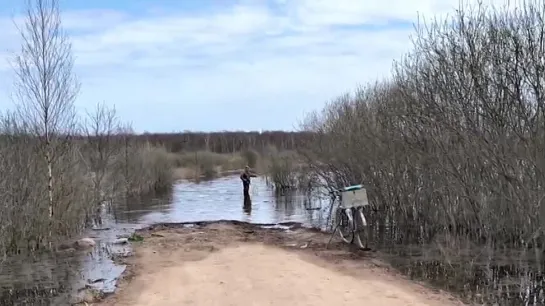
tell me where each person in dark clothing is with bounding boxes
[240,166,256,199]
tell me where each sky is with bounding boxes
[0,0,510,133]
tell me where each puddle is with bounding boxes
[0,176,332,305]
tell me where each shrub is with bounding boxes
[172,150,253,179]
[299,1,545,303]
[242,149,259,168]
[114,142,174,195]
[267,150,299,190]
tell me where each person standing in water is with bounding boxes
[240,166,257,200]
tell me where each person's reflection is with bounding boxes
[243,195,252,215]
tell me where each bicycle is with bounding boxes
[326,184,369,249]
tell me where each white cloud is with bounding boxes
[0,0,516,131]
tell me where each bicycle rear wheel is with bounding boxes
[353,207,368,249]
[336,207,354,243]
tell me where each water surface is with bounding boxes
[113,176,327,226]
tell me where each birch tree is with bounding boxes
[12,0,80,220]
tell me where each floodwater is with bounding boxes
[112,176,328,227]
[0,176,332,305]
[1,175,542,305]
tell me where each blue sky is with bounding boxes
[0,0,504,132]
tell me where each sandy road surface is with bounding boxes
[100,221,464,306]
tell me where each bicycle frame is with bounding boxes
[327,185,369,249]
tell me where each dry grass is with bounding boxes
[168,148,306,184]
[170,150,266,180]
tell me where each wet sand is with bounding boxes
[99,221,465,306]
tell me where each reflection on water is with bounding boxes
[0,175,330,305]
[243,196,252,215]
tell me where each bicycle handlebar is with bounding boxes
[328,184,364,195]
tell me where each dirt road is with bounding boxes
[100,221,464,306]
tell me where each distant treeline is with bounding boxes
[2,130,313,154]
[130,131,313,153]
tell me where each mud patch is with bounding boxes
[99,220,464,306]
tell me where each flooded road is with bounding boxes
[2,175,540,305]
[114,176,327,226]
[0,176,330,305]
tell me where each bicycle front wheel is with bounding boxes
[353,207,368,249]
[336,207,354,244]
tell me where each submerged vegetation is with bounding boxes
[299,1,545,304]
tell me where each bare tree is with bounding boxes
[82,103,121,204]
[12,0,80,220]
